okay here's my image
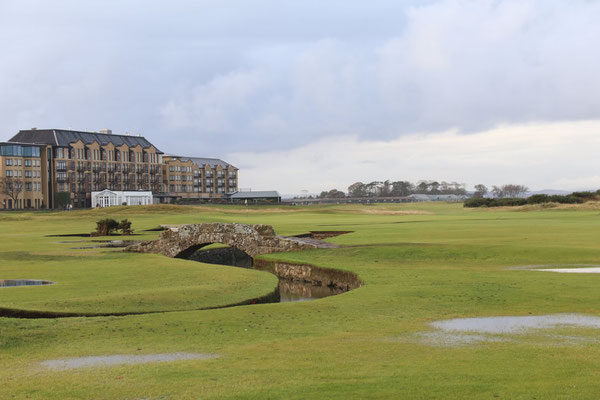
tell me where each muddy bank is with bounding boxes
[189,247,361,302]
[253,258,362,292]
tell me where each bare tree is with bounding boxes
[491,184,529,198]
[0,176,24,208]
[474,184,488,198]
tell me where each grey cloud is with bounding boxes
[1,0,599,157]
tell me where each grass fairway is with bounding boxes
[1,203,600,399]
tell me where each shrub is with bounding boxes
[464,198,492,208]
[95,218,119,236]
[119,219,133,235]
[527,194,549,204]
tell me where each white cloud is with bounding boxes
[228,120,600,193]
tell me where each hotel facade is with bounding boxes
[0,128,238,209]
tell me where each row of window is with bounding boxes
[166,185,227,194]
[5,159,41,167]
[0,145,40,157]
[55,147,161,163]
[169,165,194,172]
[25,182,42,191]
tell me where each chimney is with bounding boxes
[31,127,37,130]
[99,128,112,134]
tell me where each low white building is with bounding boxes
[91,190,153,208]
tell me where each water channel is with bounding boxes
[0,279,54,288]
[187,247,353,302]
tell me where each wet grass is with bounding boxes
[1,203,600,398]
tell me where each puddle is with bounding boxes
[431,314,600,334]
[291,231,353,240]
[537,267,600,273]
[41,352,219,370]
[418,314,600,346]
[511,264,600,272]
[188,247,359,303]
[70,240,139,249]
[0,279,53,288]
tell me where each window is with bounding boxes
[5,159,12,166]
[6,170,12,177]
[26,182,32,191]
[25,170,32,178]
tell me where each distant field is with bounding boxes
[1,203,600,399]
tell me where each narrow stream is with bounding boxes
[187,247,347,302]
[0,279,53,288]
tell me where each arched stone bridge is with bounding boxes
[126,223,335,258]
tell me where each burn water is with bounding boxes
[187,247,345,302]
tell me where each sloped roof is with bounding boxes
[9,129,161,153]
[169,155,237,169]
[227,191,280,199]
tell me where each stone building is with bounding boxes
[0,142,46,209]
[160,155,238,203]
[0,128,238,209]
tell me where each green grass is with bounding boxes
[1,203,600,399]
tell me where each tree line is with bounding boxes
[314,180,467,199]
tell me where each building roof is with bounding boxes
[168,155,237,169]
[9,129,162,153]
[408,194,468,201]
[227,191,280,199]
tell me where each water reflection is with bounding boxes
[0,279,53,288]
[188,247,342,303]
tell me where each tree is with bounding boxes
[365,181,382,197]
[390,181,413,197]
[0,176,24,209]
[416,181,429,194]
[491,184,529,198]
[317,189,346,199]
[347,182,367,197]
[380,180,391,197]
[473,184,488,198]
[56,192,71,209]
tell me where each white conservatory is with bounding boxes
[91,190,153,208]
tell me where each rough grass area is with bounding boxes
[1,203,600,399]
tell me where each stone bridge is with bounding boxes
[126,223,333,258]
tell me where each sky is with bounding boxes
[1,0,599,193]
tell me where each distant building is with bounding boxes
[92,190,153,208]
[0,128,239,209]
[159,155,238,203]
[0,142,46,209]
[408,194,469,202]
[226,191,281,203]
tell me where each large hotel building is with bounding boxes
[0,128,238,209]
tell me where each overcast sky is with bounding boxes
[1,0,599,193]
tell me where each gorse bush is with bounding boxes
[464,191,597,208]
[119,219,133,235]
[94,218,135,235]
[95,218,120,236]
